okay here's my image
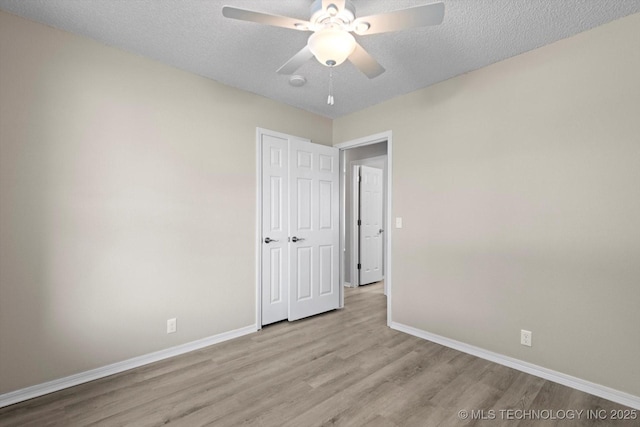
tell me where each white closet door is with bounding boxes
[261,134,289,325]
[288,140,340,321]
[359,166,384,285]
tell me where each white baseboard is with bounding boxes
[0,324,257,409]
[390,322,640,410]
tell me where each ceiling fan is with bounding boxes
[222,0,445,79]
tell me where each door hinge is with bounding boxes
[357,219,361,226]
[357,175,361,182]
[357,263,361,270]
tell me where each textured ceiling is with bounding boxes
[1,0,639,119]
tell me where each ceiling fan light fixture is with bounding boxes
[308,28,356,67]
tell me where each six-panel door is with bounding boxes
[261,134,289,325]
[287,140,340,321]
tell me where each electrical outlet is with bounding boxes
[521,329,532,347]
[167,318,177,334]
[395,217,403,228]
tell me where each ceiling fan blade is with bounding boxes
[322,0,346,13]
[348,42,385,79]
[353,2,445,35]
[277,45,315,75]
[222,6,311,31]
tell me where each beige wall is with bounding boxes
[334,13,640,396]
[0,10,331,394]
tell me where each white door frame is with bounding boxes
[351,164,360,289]
[336,131,393,326]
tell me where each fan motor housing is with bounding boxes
[310,0,356,26]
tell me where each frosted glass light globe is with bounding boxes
[308,28,356,67]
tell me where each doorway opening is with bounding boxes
[256,129,393,329]
[346,152,386,290]
[336,131,393,325]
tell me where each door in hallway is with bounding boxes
[358,165,383,285]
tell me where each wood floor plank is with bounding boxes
[0,282,635,427]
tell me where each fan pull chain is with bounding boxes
[327,67,335,106]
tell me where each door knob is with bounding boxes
[379,229,384,234]
[290,236,305,242]
[264,237,278,244]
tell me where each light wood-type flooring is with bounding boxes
[0,282,637,426]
